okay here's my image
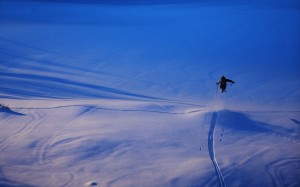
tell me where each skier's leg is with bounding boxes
[220,85,225,93]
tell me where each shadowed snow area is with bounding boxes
[0,0,300,186]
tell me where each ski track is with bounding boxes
[208,112,226,187]
[1,105,299,187]
[32,102,206,187]
[205,149,269,187]
[2,102,299,186]
[0,110,45,151]
[267,157,300,187]
[0,108,79,186]
[37,106,92,164]
[35,108,92,187]
[15,104,207,115]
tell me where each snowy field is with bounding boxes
[1,0,300,186]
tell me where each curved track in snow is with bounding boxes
[267,157,300,187]
[208,112,226,187]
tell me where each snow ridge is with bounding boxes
[208,112,226,187]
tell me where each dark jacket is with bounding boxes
[217,76,235,92]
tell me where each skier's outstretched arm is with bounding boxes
[226,79,235,84]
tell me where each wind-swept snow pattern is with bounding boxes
[1,0,300,186]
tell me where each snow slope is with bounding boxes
[0,0,300,186]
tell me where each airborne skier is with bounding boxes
[217,75,235,93]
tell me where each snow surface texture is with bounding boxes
[1,0,300,186]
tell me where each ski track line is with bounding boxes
[16,104,207,115]
[62,173,75,187]
[0,115,17,145]
[208,112,226,187]
[214,149,268,186]
[202,143,270,186]
[38,113,83,164]
[36,117,83,186]
[266,157,300,187]
[29,103,203,164]
[0,110,44,151]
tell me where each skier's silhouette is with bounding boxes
[217,75,235,93]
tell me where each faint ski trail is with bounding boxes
[0,110,44,151]
[208,112,226,187]
[266,157,300,187]
[16,104,207,115]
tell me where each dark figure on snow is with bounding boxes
[217,75,235,93]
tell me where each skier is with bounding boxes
[216,75,235,93]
